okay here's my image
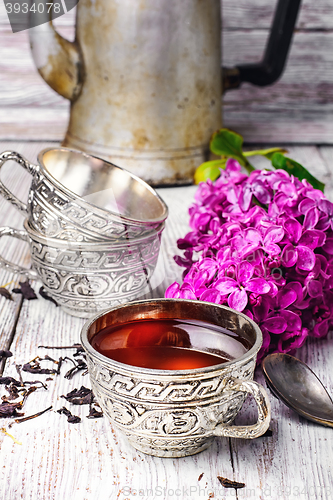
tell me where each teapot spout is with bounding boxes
[29,23,83,101]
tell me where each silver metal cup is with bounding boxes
[0,149,168,242]
[0,220,164,318]
[81,299,271,457]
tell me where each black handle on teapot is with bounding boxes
[223,0,302,90]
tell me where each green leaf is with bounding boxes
[194,159,226,184]
[244,147,288,160]
[271,153,325,192]
[209,129,255,173]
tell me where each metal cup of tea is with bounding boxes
[0,220,164,318]
[0,149,168,242]
[81,298,271,457]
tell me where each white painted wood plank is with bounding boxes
[0,141,57,351]
[318,146,333,201]
[0,108,69,140]
[230,360,333,500]
[223,31,333,105]
[2,0,332,31]
[223,0,333,30]
[1,26,333,142]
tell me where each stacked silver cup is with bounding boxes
[0,149,168,317]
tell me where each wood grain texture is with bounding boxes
[0,141,56,355]
[223,0,333,30]
[1,2,333,143]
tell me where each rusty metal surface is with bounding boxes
[29,0,222,184]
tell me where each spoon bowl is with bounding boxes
[262,353,333,427]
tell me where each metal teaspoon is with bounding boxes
[262,353,333,427]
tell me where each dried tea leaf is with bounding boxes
[0,288,13,301]
[12,281,37,300]
[39,287,58,307]
[15,364,24,386]
[0,401,24,418]
[22,362,56,375]
[61,386,93,405]
[56,357,64,375]
[23,380,48,390]
[0,376,19,386]
[198,473,204,481]
[38,344,84,358]
[86,403,103,419]
[0,350,13,359]
[1,384,20,402]
[15,405,52,424]
[57,406,81,424]
[217,476,245,489]
[64,359,88,380]
[73,346,85,357]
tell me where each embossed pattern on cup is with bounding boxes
[0,149,168,242]
[0,221,164,318]
[81,299,271,457]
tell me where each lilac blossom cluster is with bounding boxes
[165,159,333,362]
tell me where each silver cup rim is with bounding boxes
[37,147,169,226]
[81,298,263,377]
[24,218,164,249]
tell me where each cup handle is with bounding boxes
[213,378,271,439]
[0,151,39,216]
[0,226,38,280]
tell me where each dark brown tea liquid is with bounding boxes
[91,319,250,370]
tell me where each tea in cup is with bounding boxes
[81,299,271,457]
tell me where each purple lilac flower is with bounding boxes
[165,159,333,362]
[214,261,271,312]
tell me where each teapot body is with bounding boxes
[30,0,301,185]
[63,0,222,184]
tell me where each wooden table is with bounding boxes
[0,141,333,500]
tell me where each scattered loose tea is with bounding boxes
[15,365,24,386]
[38,344,82,350]
[198,473,204,481]
[217,476,245,489]
[39,287,58,307]
[57,406,81,424]
[0,288,13,301]
[15,405,53,424]
[0,350,13,359]
[23,380,48,390]
[61,386,93,405]
[43,355,58,364]
[12,281,37,300]
[56,357,64,375]
[1,383,20,401]
[38,344,84,357]
[22,359,57,375]
[64,359,88,380]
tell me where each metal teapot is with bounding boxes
[30,0,301,185]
